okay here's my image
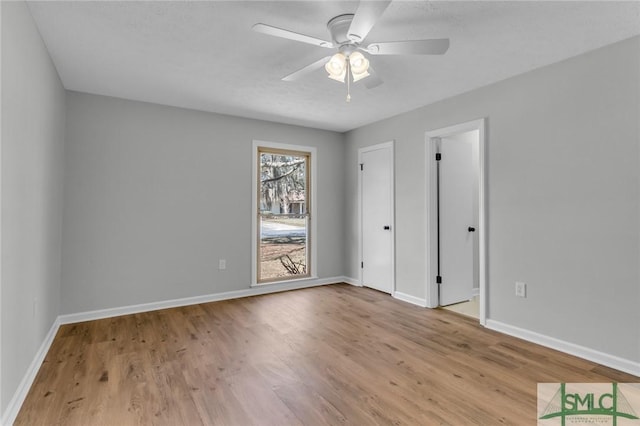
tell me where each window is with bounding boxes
[253,142,315,284]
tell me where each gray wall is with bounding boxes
[62,92,345,314]
[1,1,66,413]
[345,36,640,362]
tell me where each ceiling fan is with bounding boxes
[252,0,449,101]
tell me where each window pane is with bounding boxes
[259,215,308,280]
[258,150,310,282]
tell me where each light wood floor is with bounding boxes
[16,284,637,425]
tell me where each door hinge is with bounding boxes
[361,261,364,268]
[436,275,442,284]
[435,153,441,161]
[360,163,363,171]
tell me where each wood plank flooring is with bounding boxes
[15,284,638,425]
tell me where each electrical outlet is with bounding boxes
[219,259,226,270]
[515,281,526,298]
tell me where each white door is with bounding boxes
[439,133,477,305]
[360,143,394,293]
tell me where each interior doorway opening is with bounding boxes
[425,119,487,325]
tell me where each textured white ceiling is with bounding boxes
[28,1,640,132]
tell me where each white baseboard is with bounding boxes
[341,276,361,287]
[58,276,345,325]
[1,317,61,426]
[486,319,640,378]
[393,291,428,308]
[471,288,479,297]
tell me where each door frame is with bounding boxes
[425,119,487,325]
[358,141,395,293]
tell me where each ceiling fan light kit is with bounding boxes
[325,51,370,83]
[253,0,450,101]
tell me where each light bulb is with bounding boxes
[325,53,346,81]
[349,51,369,74]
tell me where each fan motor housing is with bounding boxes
[327,14,356,46]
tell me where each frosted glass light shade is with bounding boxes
[349,51,369,74]
[325,53,347,82]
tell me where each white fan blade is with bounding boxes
[366,39,450,55]
[282,56,332,82]
[364,66,383,89]
[347,0,392,43]
[253,23,333,48]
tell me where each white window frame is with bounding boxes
[251,140,317,286]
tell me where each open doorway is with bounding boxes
[425,119,487,325]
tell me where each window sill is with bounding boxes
[251,276,319,288]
